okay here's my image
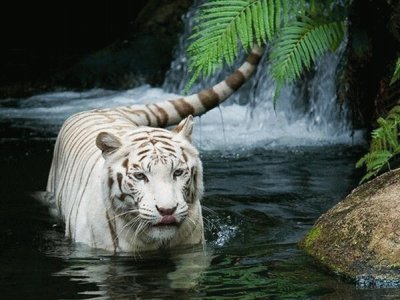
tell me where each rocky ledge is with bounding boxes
[299,168,400,287]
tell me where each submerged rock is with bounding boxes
[299,168,400,285]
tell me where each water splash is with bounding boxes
[213,224,239,247]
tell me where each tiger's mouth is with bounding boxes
[154,215,179,227]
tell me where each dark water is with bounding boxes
[2,124,400,299]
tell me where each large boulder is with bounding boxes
[299,168,400,286]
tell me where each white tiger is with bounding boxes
[45,46,263,253]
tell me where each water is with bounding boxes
[0,124,370,299]
[2,124,398,299]
[0,88,395,299]
[1,1,396,298]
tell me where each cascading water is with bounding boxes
[162,0,362,150]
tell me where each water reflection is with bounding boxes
[41,230,212,298]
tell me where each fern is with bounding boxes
[356,106,400,183]
[357,58,400,182]
[185,0,347,94]
[390,57,400,85]
[269,18,345,86]
[185,0,293,92]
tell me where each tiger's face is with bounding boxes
[96,117,203,246]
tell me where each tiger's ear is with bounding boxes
[173,115,193,142]
[96,132,122,157]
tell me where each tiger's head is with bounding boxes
[95,116,204,249]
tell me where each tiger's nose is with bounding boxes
[155,204,177,216]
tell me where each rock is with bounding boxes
[54,34,176,90]
[299,168,400,285]
[134,0,192,36]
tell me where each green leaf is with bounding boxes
[186,0,297,90]
[390,57,400,85]
[268,0,275,37]
[355,156,367,168]
[274,0,281,33]
[269,18,345,85]
[357,105,400,183]
[185,0,347,94]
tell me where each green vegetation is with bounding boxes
[390,57,400,85]
[302,226,321,251]
[356,59,400,183]
[185,0,347,96]
[356,106,400,183]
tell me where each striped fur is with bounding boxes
[46,46,263,252]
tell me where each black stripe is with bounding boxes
[106,211,118,251]
[108,177,114,189]
[137,149,151,156]
[117,173,123,191]
[122,158,129,172]
[225,70,245,91]
[198,88,220,110]
[153,104,169,127]
[169,98,195,118]
[161,147,176,153]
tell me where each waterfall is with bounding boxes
[162,1,362,150]
[0,1,363,150]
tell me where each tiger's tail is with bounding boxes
[118,46,264,127]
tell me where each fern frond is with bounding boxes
[299,0,306,15]
[274,0,281,32]
[390,57,400,85]
[186,1,252,91]
[357,105,400,183]
[185,0,346,94]
[269,18,345,85]
[281,0,289,25]
[186,0,294,91]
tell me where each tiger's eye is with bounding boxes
[173,169,184,177]
[134,172,147,181]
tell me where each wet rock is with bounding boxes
[299,168,400,284]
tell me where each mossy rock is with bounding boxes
[299,168,400,286]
